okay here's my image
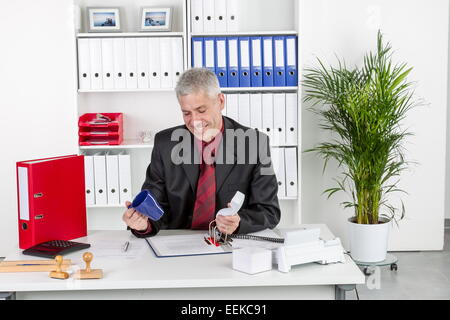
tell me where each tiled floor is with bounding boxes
[347,227,450,300]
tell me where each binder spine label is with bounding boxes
[18,166,30,221]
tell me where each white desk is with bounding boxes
[0,224,364,300]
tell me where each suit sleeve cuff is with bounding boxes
[131,220,152,236]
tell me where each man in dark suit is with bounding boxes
[123,68,280,237]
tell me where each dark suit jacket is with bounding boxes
[131,116,280,237]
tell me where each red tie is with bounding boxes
[191,122,224,230]
[191,160,216,230]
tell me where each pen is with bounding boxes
[122,241,130,252]
[16,264,50,266]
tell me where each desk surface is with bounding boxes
[0,224,365,293]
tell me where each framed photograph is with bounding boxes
[140,7,172,31]
[87,7,122,32]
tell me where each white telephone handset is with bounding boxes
[216,191,245,216]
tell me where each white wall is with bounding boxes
[300,0,448,250]
[0,0,79,255]
[446,2,450,221]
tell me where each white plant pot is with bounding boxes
[347,217,391,263]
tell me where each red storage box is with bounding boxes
[78,113,123,146]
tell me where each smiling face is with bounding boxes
[179,90,225,142]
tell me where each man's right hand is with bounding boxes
[122,201,149,231]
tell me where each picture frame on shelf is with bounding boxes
[140,7,172,31]
[87,7,122,32]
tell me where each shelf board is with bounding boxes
[79,87,298,93]
[78,88,175,93]
[86,204,124,209]
[77,32,184,38]
[79,140,153,150]
[87,197,297,208]
[191,30,298,37]
[221,86,298,93]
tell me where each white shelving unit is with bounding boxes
[221,87,298,93]
[79,140,153,150]
[75,0,301,229]
[77,32,185,38]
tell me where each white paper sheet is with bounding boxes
[146,233,229,257]
[89,239,147,260]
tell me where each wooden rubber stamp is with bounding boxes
[49,255,69,279]
[74,252,103,279]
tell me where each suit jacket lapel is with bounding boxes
[215,117,237,193]
[177,128,200,192]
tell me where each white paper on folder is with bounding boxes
[101,38,114,89]
[250,93,263,132]
[93,153,108,205]
[147,233,228,257]
[193,39,203,68]
[228,39,238,68]
[286,37,296,67]
[84,155,95,206]
[148,37,161,89]
[118,152,132,203]
[262,93,274,142]
[113,38,126,89]
[273,93,286,146]
[77,38,91,90]
[125,38,138,89]
[172,37,183,87]
[284,147,298,197]
[217,39,226,67]
[90,239,146,260]
[203,0,215,32]
[214,0,227,32]
[191,0,203,33]
[263,38,273,67]
[275,39,285,68]
[240,39,250,67]
[18,167,29,221]
[238,93,251,127]
[106,152,120,205]
[226,0,239,32]
[226,94,238,121]
[136,37,149,89]
[252,38,262,67]
[89,38,103,90]
[285,93,298,145]
[271,147,286,197]
[160,38,173,88]
[205,39,215,68]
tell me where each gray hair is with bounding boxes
[175,68,221,99]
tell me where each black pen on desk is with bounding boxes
[122,241,130,252]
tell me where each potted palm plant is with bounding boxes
[303,31,419,262]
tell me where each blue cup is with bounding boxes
[128,190,164,221]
